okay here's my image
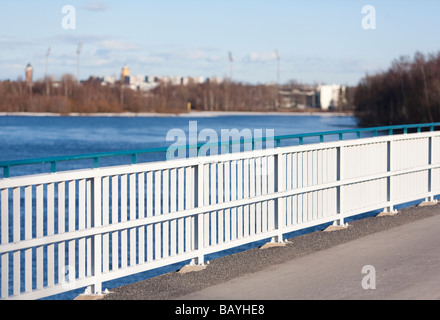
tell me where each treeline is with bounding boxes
[0,75,294,114]
[354,51,440,126]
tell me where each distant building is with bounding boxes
[208,77,223,84]
[128,74,159,91]
[318,84,346,110]
[101,76,115,85]
[121,65,130,84]
[145,75,157,83]
[130,75,144,86]
[279,87,319,109]
[25,63,33,86]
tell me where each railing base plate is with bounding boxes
[418,200,438,207]
[323,224,350,232]
[178,264,207,274]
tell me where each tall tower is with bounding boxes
[121,65,130,85]
[25,63,33,86]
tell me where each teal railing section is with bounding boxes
[1,122,440,178]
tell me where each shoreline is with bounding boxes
[0,110,354,118]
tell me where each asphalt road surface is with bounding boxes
[179,210,440,300]
[103,202,440,300]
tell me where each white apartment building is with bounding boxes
[318,84,346,110]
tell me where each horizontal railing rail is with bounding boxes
[1,122,440,178]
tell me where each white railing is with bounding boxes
[1,131,440,299]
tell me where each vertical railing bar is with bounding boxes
[3,166,9,179]
[120,174,127,268]
[36,184,44,290]
[102,176,110,272]
[224,161,231,243]
[0,189,8,299]
[57,182,65,289]
[146,171,153,262]
[154,170,161,261]
[336,146,345,226]
[218,161,224,243]
[162,170,169,259]
[12,187,20,296]
[129,173,137,265]
[78,179,86,280]
[203,164,210,247]
[111,175,119,269]
[170,168,177,256]
[91,176,102,294]
[94,157,99,169]
[46,183,55,288]
[67,181,76,290]
[50,162,57,174]
[194,162,204,265]
[86,179,92,276]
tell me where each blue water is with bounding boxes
[0,114,357,177]
[0,113,358,299]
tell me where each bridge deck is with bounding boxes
[100,201,440,300]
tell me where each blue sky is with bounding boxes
[1,0,440,86]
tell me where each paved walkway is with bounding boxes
[103,203,440,300]
[178,212,440,300]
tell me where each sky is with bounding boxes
[1,0,440,86]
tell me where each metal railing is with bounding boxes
[1,123,440,300]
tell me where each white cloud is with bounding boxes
[83,1,108,12]
[138,56,166,63]
[245,51,278,62]
[99,40,139,51]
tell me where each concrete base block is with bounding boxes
[418,200,438,207]
[259,241,288,250]
[323,224,349,232]
[178,264,207,274]
[74,289,111,300]
[74,293,107,300]
[377,211,398,217]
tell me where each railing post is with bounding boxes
[336,145,345,226]
[90,176,102,294]
[273,151,286,243]
[384,140,397,213]
[426,135,435,202]
[193,162,205,265]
